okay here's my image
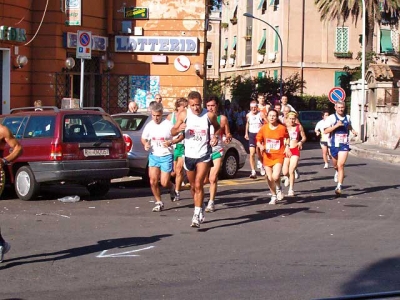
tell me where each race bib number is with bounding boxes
[189,129,206,142]
[334,133,347,147]
[152,137,166,148]
[289,131,298,141]
[265,138,280,150]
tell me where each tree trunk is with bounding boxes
[366,10,375,52]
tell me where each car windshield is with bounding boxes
[63,114,122,142]
[112,115,148,131]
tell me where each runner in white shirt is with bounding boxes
[171,91,220,228]
[314,110,331,169]
[141,102,177,212]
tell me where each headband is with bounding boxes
[250,103,257,107]
[287,112,298,117]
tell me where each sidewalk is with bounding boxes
[350,141,400,164]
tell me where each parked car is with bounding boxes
[0,106,129,200]
[298,110,322,141]
[111,111,247,180]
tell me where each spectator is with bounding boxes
[127,101,138,113]
[34,100,43,111]
[155,94,162,104]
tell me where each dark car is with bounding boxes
[298,110,322,140]
[0,106,129,200]
[112,111,247,180]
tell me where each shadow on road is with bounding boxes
[198,207,309,232]
[0,234,172,270]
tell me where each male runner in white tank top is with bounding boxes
[171,91,220,228]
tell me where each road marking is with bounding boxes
[97,246,155,258]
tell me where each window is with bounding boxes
[207,24,213,32]
[113,115,147,131]
[258,0,267,13]
[274,26,279,52]
[270,0,279,10]
[24,116,56,138]
[273,70,278,79]
[245,40,252,65]
[380,29,394,53]
[258,29,266,51]
[224,38,228,51]
[232,36,237,50]
[335,27,349,53]
[207,51,214,67]
[335,71,347,87]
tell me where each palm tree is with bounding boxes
[315,0,400,52]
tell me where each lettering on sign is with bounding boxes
[124,7,149,19]
[115,36,198,53]
[0,26,26,43]
[64,32,108,51]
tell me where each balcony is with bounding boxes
[334,51,353,59]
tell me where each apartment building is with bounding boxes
[0,0,207,114]
[217,0,398,99]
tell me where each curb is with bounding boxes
[350,145,400,164]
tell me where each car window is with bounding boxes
[2,116,26,137]
[113,115,148,131]
[63,114,122,142]
[300,112,321,121]
[23,116,56,138]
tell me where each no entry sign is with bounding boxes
[328,87,346,104]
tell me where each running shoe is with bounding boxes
[282,176,289,187]
[335,185,342,196]
[170,184,177,201]
[257,160,262,169]
[334,171,338,183]
[276,189,284,201]
[288,189,295,197]
[205,201,215,213]
[152,202,164,212]
[324,163,329,169]
[191,214,201,228]
[269,195,277,205]
[249,172,257,179]
[294,169,300,179]
[259,166,266,176]
[172,192,180,202]
[0,242,11,263]
[199,207,205,224]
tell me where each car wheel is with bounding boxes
[221,150,239,179]
[86,180,111,197]
[15,166,40,201]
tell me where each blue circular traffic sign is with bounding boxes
[328,87,346,104]
[79,33,90,47]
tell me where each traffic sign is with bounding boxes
[76,30,91,59]
[328,87,346,104]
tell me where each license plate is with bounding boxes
[83,148,109,157]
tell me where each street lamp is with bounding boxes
[243,12,283,98]
[360,0,366,141]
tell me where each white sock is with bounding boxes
[251,169,256,174]
[208,200,214,205]
[194,206,202,214]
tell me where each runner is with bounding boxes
[0,124,23,263]
[171,91,220,228]
[245,100,265,179]
[314,110,331,169]
[204,96,232,213]
[324,101,358,196]
[167,97,188,201]
[281,112,307,196]
[280,95,296,112]
[141,102,177,212]
[256,109,291,204]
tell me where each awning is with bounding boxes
[258,30,266,50]
[232,5,238,18]
[258,0,266,10]
[381,29,394,53]
[232,36,237,50]
[270,0,275,5]
[224,38,228,50]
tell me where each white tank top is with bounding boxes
[248,112,263,133]
[184,108,211,159]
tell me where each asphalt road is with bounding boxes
[1,143,400,300]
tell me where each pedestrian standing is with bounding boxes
[324,101,357,196]
[171,91,220,228]
[141,102,177,212]
[256,109,291,204]
[0,124,23,263]
[204,96,232,213]
[245,100,265,179]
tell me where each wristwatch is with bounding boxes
[1,158,9,165]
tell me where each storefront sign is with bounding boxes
[65,0,82,26]
[124,7,149,19]
[115,36,198,53]
[64,32,108,51]
[0,26,26,42]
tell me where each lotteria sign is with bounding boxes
[115,36,198,53]
[0,26,26,42]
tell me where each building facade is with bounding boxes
[0,0,207,114]
[218,0,399,100]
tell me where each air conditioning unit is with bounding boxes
[268,52,276,62]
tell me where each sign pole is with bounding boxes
[80,58,85,108]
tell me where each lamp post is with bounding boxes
[360,0,366,142]
[243,12,283,98]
